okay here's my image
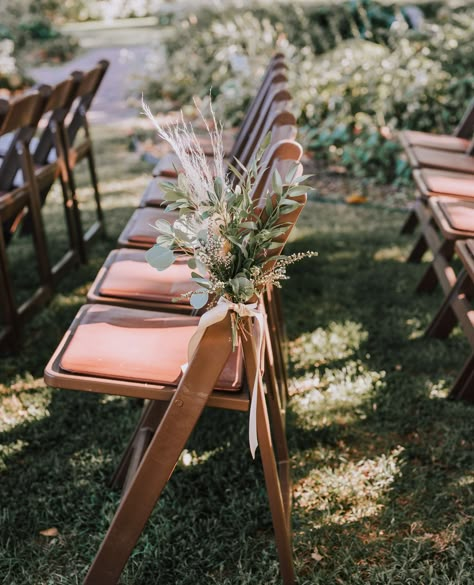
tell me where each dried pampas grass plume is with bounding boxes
[142,96,228,205]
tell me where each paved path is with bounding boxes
[28,20,163,125]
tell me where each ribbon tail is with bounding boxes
[248,311,266,459]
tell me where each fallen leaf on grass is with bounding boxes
[311,546,324,562]
[345,193,368,205]
[39,527,58,537]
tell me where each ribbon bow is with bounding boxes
[186,297,266,458]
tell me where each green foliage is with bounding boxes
[142,1,474,187]
[0,0,78,89]
[143,124,313,308]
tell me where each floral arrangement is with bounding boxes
[142,100,316,343]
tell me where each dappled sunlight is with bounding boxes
[294,446,405,526]
[0,387,52,432]
[405,317,426,340]
[68,447,113,475]
[0,439,29,472]
[373,245,407,263]
[290,359,385,435]
[291,359,384,407]
[178,447,225,468]
[290,320,368,371]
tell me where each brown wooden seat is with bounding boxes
[412,168,474,201]
[0,87,54,351]
[398,98,474,153]
[406,146,474,174]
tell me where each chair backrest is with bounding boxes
[454,98,474,140]
[33,73,83,165]
[237,92,295,172]
[0,100,9,129]
[230,65,288,163]
[0,87,51,190]
[230,55,287,156]
[252,140,303,210]
[67,60,109,146]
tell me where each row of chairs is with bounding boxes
[399,98,474,399]
[0,60,109,352]
[44,54,305,584]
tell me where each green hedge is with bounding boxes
[142,1,474,186]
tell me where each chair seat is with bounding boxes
[413,169,474,200]
[152,153,181,178]
[92,248,197,303]
[438,200,474,233]
[399,130,469,153]
[409,146,474,174]
[139,178,174,208]
[118,207,179,247]
[152,152,221,178]
[59,304,243,391]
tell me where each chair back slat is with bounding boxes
[67,60,109,145]
[0,87,51,190]
[34,75,82,165]
[230,66,287,163]
[454,98,474,139]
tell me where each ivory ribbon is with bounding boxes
[185,297,265,458]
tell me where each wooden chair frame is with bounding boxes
[60,60,109,261]
[44,180,307,584]
[0,88,54,351]
[425,239,474,401]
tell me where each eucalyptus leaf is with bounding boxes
[145,245,175,271]
[154,219,173,234]
[190,291,209,309]
[271,169,283,196]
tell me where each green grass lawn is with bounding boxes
[0,125,473,585]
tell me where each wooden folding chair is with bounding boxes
[398,98,474,153]
[138,105,295,210]
[425,238,474,401]
[193,53,287,158]
[16,75,85,280]
[122,98,296,249]
[151,61,288,179]
[88,140,301,424]
[61,60,109,260]
[45,180,307,584]
[0,87,53,351]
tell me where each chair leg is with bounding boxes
[85,148,106,241]
[109,399,169,494]
[416,240,455,294]
[0,232,20,351]
[449,353,474,402]
[400,207,418,235]
[406,234,429,264]
[263,342,291,523]
[241,331,295,585]
[426,269,470,339]
[84,322,233,585]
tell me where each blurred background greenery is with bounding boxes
[1,1,473,183]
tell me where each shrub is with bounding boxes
[141,1,474,187]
